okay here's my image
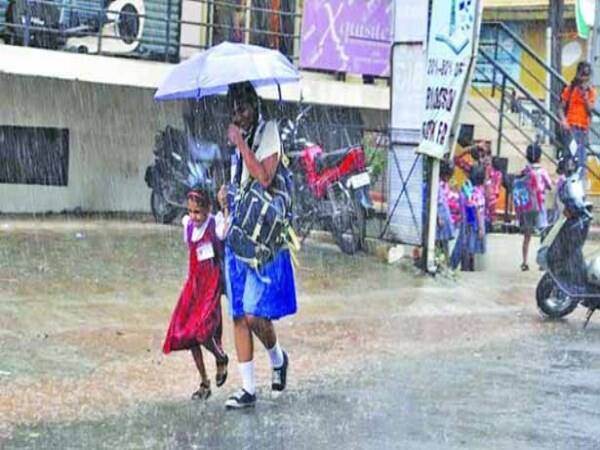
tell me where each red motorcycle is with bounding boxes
[281,107,373,254]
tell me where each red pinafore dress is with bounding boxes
[163,216,223,353]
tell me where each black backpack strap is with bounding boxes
[234,154,243,185]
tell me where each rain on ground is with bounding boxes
[1,219,600,449]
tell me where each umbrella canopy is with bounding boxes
[154,42,300,101]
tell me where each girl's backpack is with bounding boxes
[447,190,461,224]
[513,166,541,214]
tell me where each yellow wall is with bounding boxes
[521,23,587,98]
[478,21,588,100]
[589,159,600,194]
[484,0,575,7]
[519,22,547,98]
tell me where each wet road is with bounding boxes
[1,218,600,449]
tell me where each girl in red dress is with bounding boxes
[163,189,229,400]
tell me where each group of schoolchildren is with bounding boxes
[434,143,498,271]
[435,141,562,273]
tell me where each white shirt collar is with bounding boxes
[183,215,212,243]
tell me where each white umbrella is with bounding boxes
[154,42,300,101]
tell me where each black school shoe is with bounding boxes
[225,389,256,409]
[272,351,288,391]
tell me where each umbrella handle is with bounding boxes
[277,83,283,110]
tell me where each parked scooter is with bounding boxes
[536,163,600,327]
[144,126,224,223]
[280,106,374,254]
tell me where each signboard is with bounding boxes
[576,0,595,39]
[418,0,481,159]
[299,0,392,76]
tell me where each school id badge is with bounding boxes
[196,242,215,261]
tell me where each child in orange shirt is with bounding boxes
[560,61,596,181]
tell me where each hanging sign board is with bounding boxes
[299,0,392,76]
[417,0,482,160]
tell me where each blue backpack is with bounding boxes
[513,168,540,215]
[228,163,295,268]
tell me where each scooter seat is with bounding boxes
[316,148,351,172]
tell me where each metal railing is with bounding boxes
[470,47,600,185]
[6,8,600,170]
[1,0,302,62]
[477,21,600,149]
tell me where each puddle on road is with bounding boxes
[4,326,600,450]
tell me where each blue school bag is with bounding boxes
[228,160,296,268]
[461,181,478,229]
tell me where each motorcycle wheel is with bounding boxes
[292,209,312,242]
[536,273,578,319]
[151,189,178,224]
[330,184,365,255]
[290,172,313,241]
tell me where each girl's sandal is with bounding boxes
[191,382,211,400]
[216,355,229,388]
[520,263,530,272]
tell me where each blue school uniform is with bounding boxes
[223,119,297,320]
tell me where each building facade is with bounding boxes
[0,0,593,213]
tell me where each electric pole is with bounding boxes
[549,0,564,116]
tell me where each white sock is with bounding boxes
[267,342,284,368]
[238,360,256,395]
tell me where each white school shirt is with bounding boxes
[240,120,281,187]
[181,214,212,243]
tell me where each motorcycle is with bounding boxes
[4,0,144,54]
[144,126,224,223]
[535,165,600,328]
[280,106,374,254]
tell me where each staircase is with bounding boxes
[468,21,600,189]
